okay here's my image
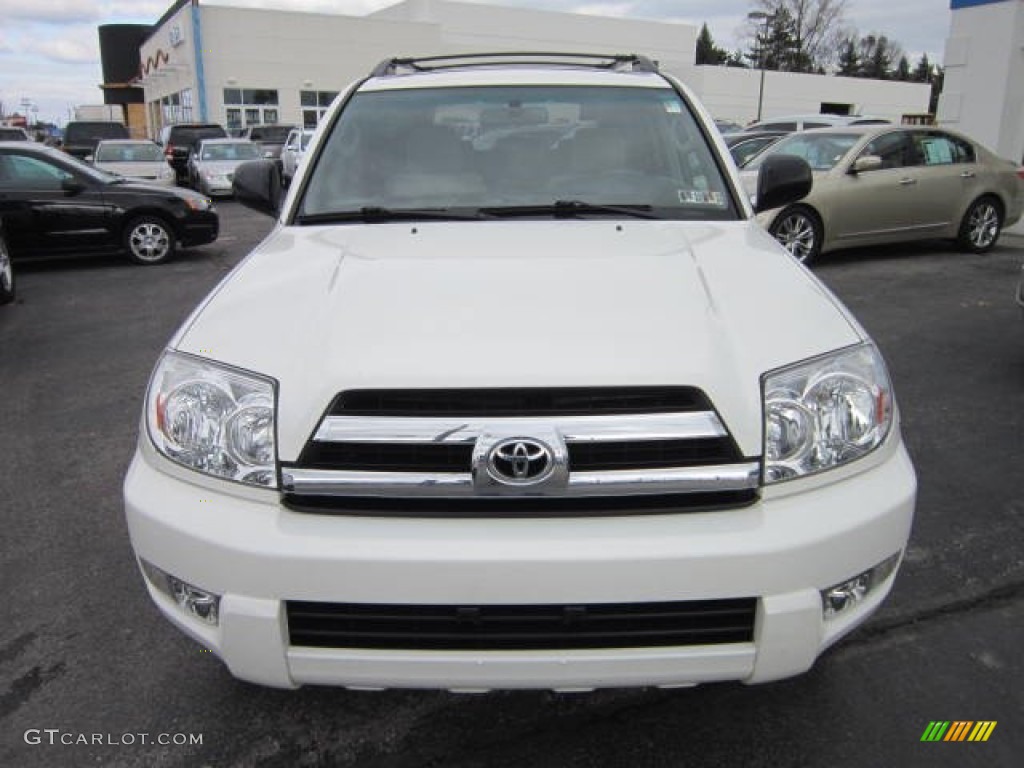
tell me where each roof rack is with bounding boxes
[369,52,659,78]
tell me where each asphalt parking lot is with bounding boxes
[1,201,1022,768]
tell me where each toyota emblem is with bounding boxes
[487,437,554,485]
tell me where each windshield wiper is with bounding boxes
[295,206,492,224]
[481,200,661,220]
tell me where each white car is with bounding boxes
[91,139,176,187]
[280,128,314,184]
[125,52,916,691]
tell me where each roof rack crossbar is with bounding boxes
[370,52,659,78]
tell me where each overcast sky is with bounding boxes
[0,0,952,126]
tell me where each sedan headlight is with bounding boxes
[763,343,893,484]
[146,350,278,488]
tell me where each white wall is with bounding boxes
[938,0,1024,162]
[372,0,694,66]
[682,66,931,126]
[199,5,443,130]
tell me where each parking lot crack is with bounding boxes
[847,578,1024,647]
[0,661,66,721]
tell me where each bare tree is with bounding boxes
[746,0,852,72]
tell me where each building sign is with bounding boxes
[169,24,184,47]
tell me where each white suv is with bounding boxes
[124,53,916,691]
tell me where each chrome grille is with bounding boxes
[282,388,758,511]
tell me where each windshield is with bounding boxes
[95,142,164,162]
[0,128,27,140]
[200,142,261,161]
[250,126,293,142]
[299,85,736,220]
[746,132,860,172]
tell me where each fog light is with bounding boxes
[822,552,901,620]
[140,559,221,625]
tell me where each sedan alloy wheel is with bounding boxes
[126,218,175,265]
[961,198,1002,253]
[770,207,822,264]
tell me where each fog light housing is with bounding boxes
[822,552,901,620]
[140,559,221,625]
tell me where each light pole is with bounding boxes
[748,11,773,122]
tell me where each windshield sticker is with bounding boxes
[678,189,724,206]
[663,101,682,114]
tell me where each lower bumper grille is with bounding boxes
[286,598,757,650]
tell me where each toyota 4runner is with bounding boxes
[124,53,916,691]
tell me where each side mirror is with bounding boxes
[754,155,812,213]
[233,159,282,216]
[61,177,86,195]
[850,155,882,174]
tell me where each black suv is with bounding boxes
[62,121,129,159]
[158,123,227,182]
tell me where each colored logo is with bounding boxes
[920,721,997,742]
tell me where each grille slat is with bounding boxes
[297,437,741,473]
[331,387,710,417]
[287,598,756,650]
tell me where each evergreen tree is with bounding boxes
[836,38,859,77]
[696,23,728,65]
[912,53,932,83]
[895,55,911,81]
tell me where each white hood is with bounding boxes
[175,220,861,458]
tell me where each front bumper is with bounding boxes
[124,438,915,691]
[179,210,219,248]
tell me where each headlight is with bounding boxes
[146,350,277,488]
[763,343,893,484]
[182,195,211,211]
[159,165,175,180]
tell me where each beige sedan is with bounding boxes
[742,125,1024,263]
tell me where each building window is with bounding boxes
[155,88,194,129]
[300,90,338,128]
[224,88,281,127]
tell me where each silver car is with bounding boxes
[91,139,176,187]
[743,125,1024,263]
[188,138,262,196]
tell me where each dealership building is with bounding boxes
[938,0,1024,164]
[110,0,930,140]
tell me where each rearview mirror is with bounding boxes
[850,155,883,174]
[233,159,282,217]
[754,155,812,213]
